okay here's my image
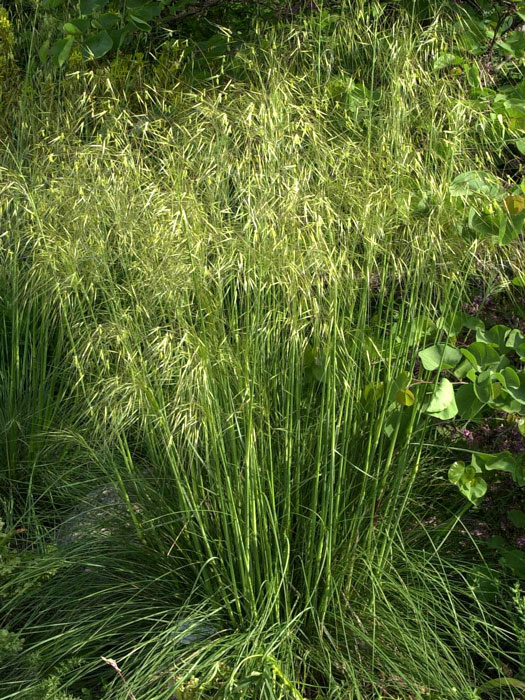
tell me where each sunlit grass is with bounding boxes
[0,1,523,698]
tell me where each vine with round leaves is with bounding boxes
[361,314,525,481]
[39,0,231,66]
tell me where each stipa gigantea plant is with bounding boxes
[1,1,524,698]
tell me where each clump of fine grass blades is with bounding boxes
[0,1,523,698]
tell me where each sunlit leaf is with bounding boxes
[418,344,461,371]
[449,171,501,198]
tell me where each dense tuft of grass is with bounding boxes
[0,1,523,698]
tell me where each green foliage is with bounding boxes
[364,313,525,507]
[1,0,525,697]
[37,0,273,66]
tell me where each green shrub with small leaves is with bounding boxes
[0,5,19,125]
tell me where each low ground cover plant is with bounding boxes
[0,0,524,698]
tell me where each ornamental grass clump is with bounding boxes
[0,0,524,698]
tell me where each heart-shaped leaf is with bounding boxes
[461,342,501,372]
[80,0,108,13]
[468,206,503,238]
[449,461,465,484]
[487,535,505,549]
[449,171,501,198]
[458,474,487,504]
[476,325,510,354]
[426,377,457,418]
[394,388,415,407]
[498,30,525,58]
[508,509,525,528]
[505,371,525,404]
[473,370,493,404]
[84,29,113,59]
[506,329,525,354]
[504,193,525,216]
[471,451,516,473]
[500,366,520,390]
[50,36,75,66]
[499,548,525,576]
[418,344,462,371]
[433,53,463,70]
[492,390,523,414]
[64,19,90,34]
[456,383,485,420]
[92,13,119,30]
[38,39,50,63]
[363,382,383,411]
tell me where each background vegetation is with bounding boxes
[0,1,524,698]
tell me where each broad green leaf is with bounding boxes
[387,371,412,404]
[38,39,50,63]
[80,0,108,12]
[495,354,510,371]
[448,461,465,484]
[465,63,481,88]
[426,377,457,417]
[126,1,162,20]
[498,31,525,58]
[110,25,132,50]
[453,358,472,379]
[456,383,484,420]
[513,460,525,487]
[505,370,525,404]
[64,19,90,34]
[50,36,75,66]
[458,474,487,504]
[128,14,152,30]
[504,193,525,216]
[312,362,325,382]
[92,13,119,30]
[303,343,316,369]
[487,535,505,549]
[383,405,415,441]
[449,171,501,198]
[516,138,525,155]
[418,344,461,371]
[508,509,525,528]
[498,98,525,120]
[463,315,485,331]
[499,548,525,576]
[468,206,502,238]
[519,417,525,437]
[461,342,501,371]
[501,366,520,390]
[471,451,516,473]
[84,30,113,59]
[430,401,459,420]
[394,388,415,407]
[491,390,523,414]
[473,370,493,404]
[363,382,383,411]
[439,312,467,336]
[499,221,521,245]
[433,53,463,70]
[475,325,510,353]
[506,329,525,353]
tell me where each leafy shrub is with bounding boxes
[0,5,19,128]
